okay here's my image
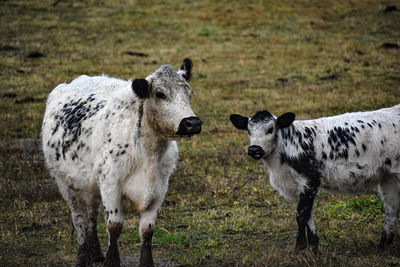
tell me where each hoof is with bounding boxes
[378,231,393,249]
[104,258,120,267]
[139,259,155,267]
[91,253,105,263]
[294,244,319,255]
[310,244,319,255]
[294,243,307,254]
[104,249,120,267]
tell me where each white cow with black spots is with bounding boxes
[230,105,400,253]
[42,58,201,266]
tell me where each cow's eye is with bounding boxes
[156,92,167,100]
[266,127,274,134]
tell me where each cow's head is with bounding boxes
[132,58,202,139]
[230,110,295,160]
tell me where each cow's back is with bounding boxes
[46,75,129,105]
[309,106,400,193]
[42,75,132,181]
[271,105,400,198]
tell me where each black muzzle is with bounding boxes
[176,116,202,137]
[248,145,265,160]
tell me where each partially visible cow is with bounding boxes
[42,58,201,266]
[230,105,400,252]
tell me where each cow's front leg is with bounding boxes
[139,204,160,267]
[305,206,319,253]
[101,184,124,267]
[295,186,319,253]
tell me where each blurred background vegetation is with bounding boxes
[1,0,399,265]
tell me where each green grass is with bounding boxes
[1,0,400,265]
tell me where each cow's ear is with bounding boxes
[277,112,295,129]
[178,58,193,82]
[230,114,249,130]
[132,79,149,99]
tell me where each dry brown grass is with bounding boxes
[1,0,400,265]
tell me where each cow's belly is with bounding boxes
[53,163,100,195]
[320,167,384,194]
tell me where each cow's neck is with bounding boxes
[137,111,169,156]
[262,142,280,172]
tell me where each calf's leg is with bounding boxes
[295,186,319,253]
[378,174,400,249]
[305,206,319,253]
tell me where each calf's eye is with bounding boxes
[156,92,167,100]
[266,127,274,134]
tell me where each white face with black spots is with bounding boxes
[230,110,295,160]
[247,116,278,159]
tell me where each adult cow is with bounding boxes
[42,59,201,266]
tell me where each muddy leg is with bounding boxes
[305,208,319,254]
[104,221,123,267]
[295,186,318,253]
[139,208,159,267]
[139,226,154,267]
[72,208,90,267]
[378,174,400,249]
[87,197,104,263]
[56,179,90,266]
[69,206,90,265]
[101,184,124,267]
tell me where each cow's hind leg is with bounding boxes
[86,196,104,263]
[57,179,91,266]
[378,173,400,249]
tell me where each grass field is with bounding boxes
[1,0,400,266]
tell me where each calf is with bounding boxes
[42,59,201,266]
[230,105,400,252]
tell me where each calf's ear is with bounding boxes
[277,112,295,129]
[132,79,149,99]
[178,58,193,82]
[230,114,249,130]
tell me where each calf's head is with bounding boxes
[132,58,202,138]
[230,110,295,160]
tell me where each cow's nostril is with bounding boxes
[248,145,265,160]
[176,116,202,136]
